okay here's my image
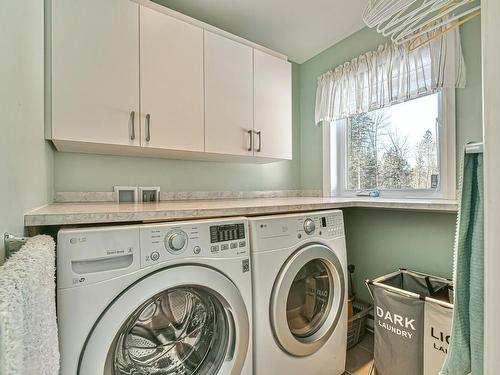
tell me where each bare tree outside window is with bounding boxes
[347,93,439,191]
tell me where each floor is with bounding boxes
[344,333,374,375]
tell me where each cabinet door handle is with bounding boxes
[247,130,253,151]
[145,114,151,142]
[130,111,136,140]
[255,130,262,152]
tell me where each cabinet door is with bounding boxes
[204,31,254,156]
[140,6,204,151]
[254,50,292,160]
[51,0,140,146]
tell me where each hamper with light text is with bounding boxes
[366,269,453,375]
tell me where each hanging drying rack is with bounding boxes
[362,0,481,51]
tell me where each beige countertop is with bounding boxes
[25,197,458,227]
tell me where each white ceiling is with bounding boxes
[152,0,367,63]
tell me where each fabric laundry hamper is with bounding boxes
[366,269,453,375]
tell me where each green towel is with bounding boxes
[441,151,484,375]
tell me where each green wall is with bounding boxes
[344,209,457,302]
[0,1,54,262]
[54,64,301,192]
[297,19,482,299]
[456,18,483,163]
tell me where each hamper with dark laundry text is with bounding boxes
[366,269,453,375]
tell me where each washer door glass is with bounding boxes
[109,287,228,375]
[286,259,332,338]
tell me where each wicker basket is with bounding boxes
[347,299,372,349]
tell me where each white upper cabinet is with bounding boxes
[254,50,292,160]
[204,31,254,156]
[51,0,140,146]
[140,6,204,152]
[49,1,292,162]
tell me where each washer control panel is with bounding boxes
[141,218,249,267]
[164,229,188,254]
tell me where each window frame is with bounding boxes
[322,89,456,200]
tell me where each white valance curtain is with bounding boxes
[315,28,466,124]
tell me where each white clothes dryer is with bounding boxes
[249,210,347,375]
[57,217,252,375]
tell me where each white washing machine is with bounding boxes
[57,217,253,375]
[249,210,347,375]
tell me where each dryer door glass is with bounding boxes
[271,244,345,357]
[110,287,229,375]
[286,259,332,338]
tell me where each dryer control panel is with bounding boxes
[250,210,345,253]
[297,212,344,238]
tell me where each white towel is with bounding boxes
[0,235,59,375]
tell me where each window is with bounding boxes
[324,90,456,199]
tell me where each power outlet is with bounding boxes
[139,187,160,203]
[114,186,138,203]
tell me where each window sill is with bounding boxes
[333,197,458,212]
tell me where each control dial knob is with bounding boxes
[303,218,316,235]
[164,230,188,253]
